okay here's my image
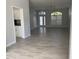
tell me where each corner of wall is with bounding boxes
[22,33,31,39]
[6,40,16,47]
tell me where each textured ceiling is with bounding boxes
[29,0,71,9]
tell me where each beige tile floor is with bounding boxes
[6,28,70,59]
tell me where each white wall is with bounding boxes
[30,9,37,30]
[62,8,70,28]
[6,0,16,47]
[14,8,20,19]
[6,0,30,47]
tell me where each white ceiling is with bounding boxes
[29,0,71,9]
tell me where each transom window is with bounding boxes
[51,11,62,16]
[39,11,46,15]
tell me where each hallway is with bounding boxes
[7,28,69,59]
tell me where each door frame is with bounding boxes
[39,15,46,27]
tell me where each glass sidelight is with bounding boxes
[39,16,46,26]
[39,16,43,26]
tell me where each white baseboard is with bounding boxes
[6,40,16,47]
[16,34,31,39]
[23,34,31,39]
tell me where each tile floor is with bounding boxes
[6,27,70,59]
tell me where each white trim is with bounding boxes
[23,34,31,39]
[11,6,22,9]
[6,41,16,47]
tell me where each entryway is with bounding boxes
[38,11,46,27]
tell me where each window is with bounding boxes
[40,16,43,25]
[51,11,62,25]
[39,11,46,15]
[44,16,46,25]
[51,11,62,16]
